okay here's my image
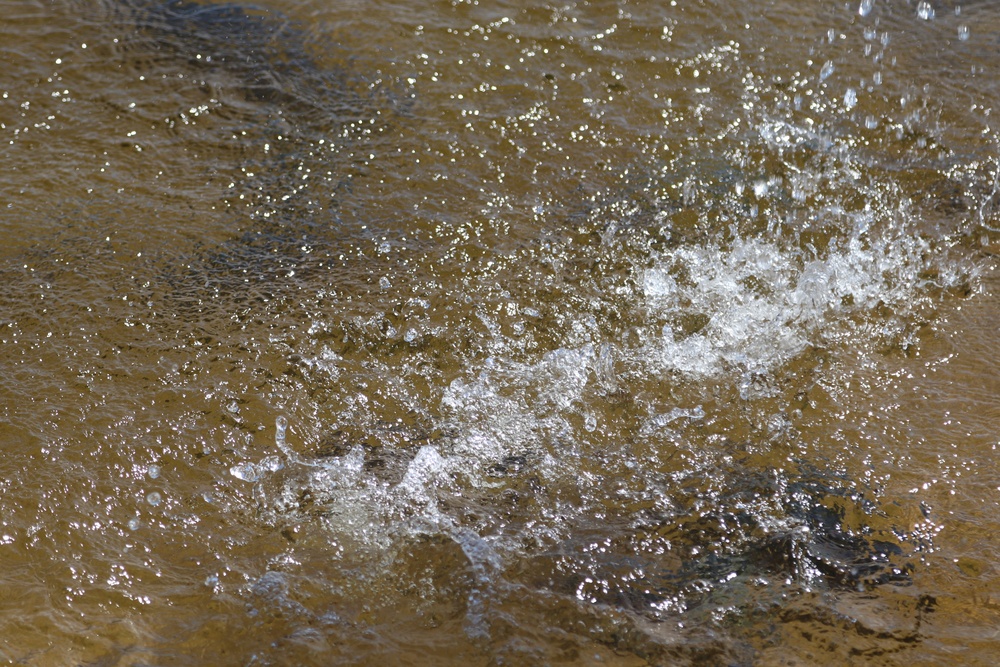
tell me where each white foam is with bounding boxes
[640,227,947,378]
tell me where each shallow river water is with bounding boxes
[3,0,1000,664]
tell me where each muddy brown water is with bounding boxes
[3,0,1000,664]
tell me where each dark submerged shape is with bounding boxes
[120,0,369,120]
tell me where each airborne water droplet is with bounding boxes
[858,0,873,17]
[916,1,934,20]
[275,415,288,445]
[844,88,857,110]
[229,462,258,482]
[820,61,835,82]
[958,25,970,41]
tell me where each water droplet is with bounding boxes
[916,1,934,20]
[229,462,258,482]
[584,414,597,432]
[127,518,140,531]
[858,0,873,17]
[958,25,969,41]
[275,415,288,445]
[147,464,160,479]
[404,328,419,343]
[379,276,391,290]
[260,455,284,473]
[820,61,835,82]
[844,88,857,110]
[865,115,879,129]
[146,492,162,507]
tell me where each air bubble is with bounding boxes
[146,492,162,507]
[147,464,161,479]
[127,518,140,531]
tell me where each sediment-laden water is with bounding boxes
[2,0,1000,664]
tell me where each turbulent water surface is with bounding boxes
[3,0,1000,664]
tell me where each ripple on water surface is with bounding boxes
[0,0,999,664]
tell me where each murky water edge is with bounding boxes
[3,0,1000,664]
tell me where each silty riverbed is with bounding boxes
[3,0,1000,664]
